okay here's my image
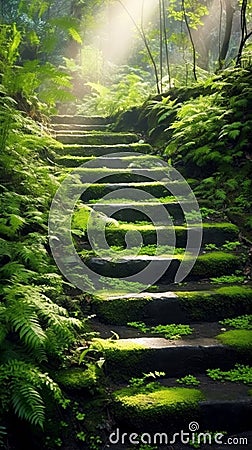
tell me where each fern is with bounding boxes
[0,360,65,428]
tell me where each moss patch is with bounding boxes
[104,222,238,247]
[78,181,170,201]
[61,142,152,156]
[180,286,252,321]
[216,330,252,355]
[55,365,101,393]
[92,295,152,325]
[92,338,150,380]
[191,251,242,278]
[113,386,204,429]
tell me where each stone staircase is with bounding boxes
[50,115,252,446]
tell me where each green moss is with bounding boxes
[191,251,242,278]
[92,295,152,325]
[61,142,152,156]
[113,386,204,428]
[92,338,150,380]
[92,286,252,325]
[104,222,238,247]
[76,181,170,201]
[180,286,252,321]
[93,338,144,352]
[55,365,101,392]
[57,155,96,166]
[216,330,252,354]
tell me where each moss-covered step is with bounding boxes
[55,365,101,394]
[55,132,139,145]
[85,200,191,223]
[112,385,204,432]
[85,252,242,282]
[59,142,152,156]
[104,222,238,247]
[77,181,182,202]
[56,131,138,145]
[216,330,252,357]
[92,286,252,325]
[51,123,109,132]
[56,153,162,168]
[92,337,247,379]
[65,168,187,185]
[51,115,110,125]
[112,381,252,432]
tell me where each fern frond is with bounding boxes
[6,299,47,355]
[0,360,65,427]
[11,381,45,428]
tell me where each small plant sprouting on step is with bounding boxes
[127,322,193,339]
[207,364,252,384]
[221,241,241,252]
[129,371,165,393]
[204,241,241,253]
[210,274,245,284]
[219,315,252,330]
[176,375,201,387]
[204,243,219,251]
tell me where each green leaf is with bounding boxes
[228,129,240,139]
[68,27,82,44]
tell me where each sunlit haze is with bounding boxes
[91,0,157,63]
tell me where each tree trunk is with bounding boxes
[219,0,235,67]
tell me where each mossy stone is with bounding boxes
[92,338,149,380]
[191,251,242,278]
[55,365,101,393]
[113,386,204,429]
[217,330,252,356]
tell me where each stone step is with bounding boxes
[103,222,238,248]
[56,153,161,168]
[51,115,110,125]
[64,167,185,185]
[75,181,184,203]
[55,132,139,145]
[59,143,152,156]
[51,123,109,132]
[92,336,249,379]
[92,285,252,325]
[85,201,191,224]
[85,252,241,284]
[112,376,252,433]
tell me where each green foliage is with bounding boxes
[207,364,252,385]
[210,274,245,284]
[144,68,252,215]
[220,315,252,330]
[80,67,152,116]
[0,86,83,435]
[0,23,74,115]
[128,322,193,340]
[176,375,201,387]
[0,360,66,428]
[129,372,166,393]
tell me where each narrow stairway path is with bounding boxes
[50,114,252,442]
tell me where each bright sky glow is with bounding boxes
[92,0,157,63]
